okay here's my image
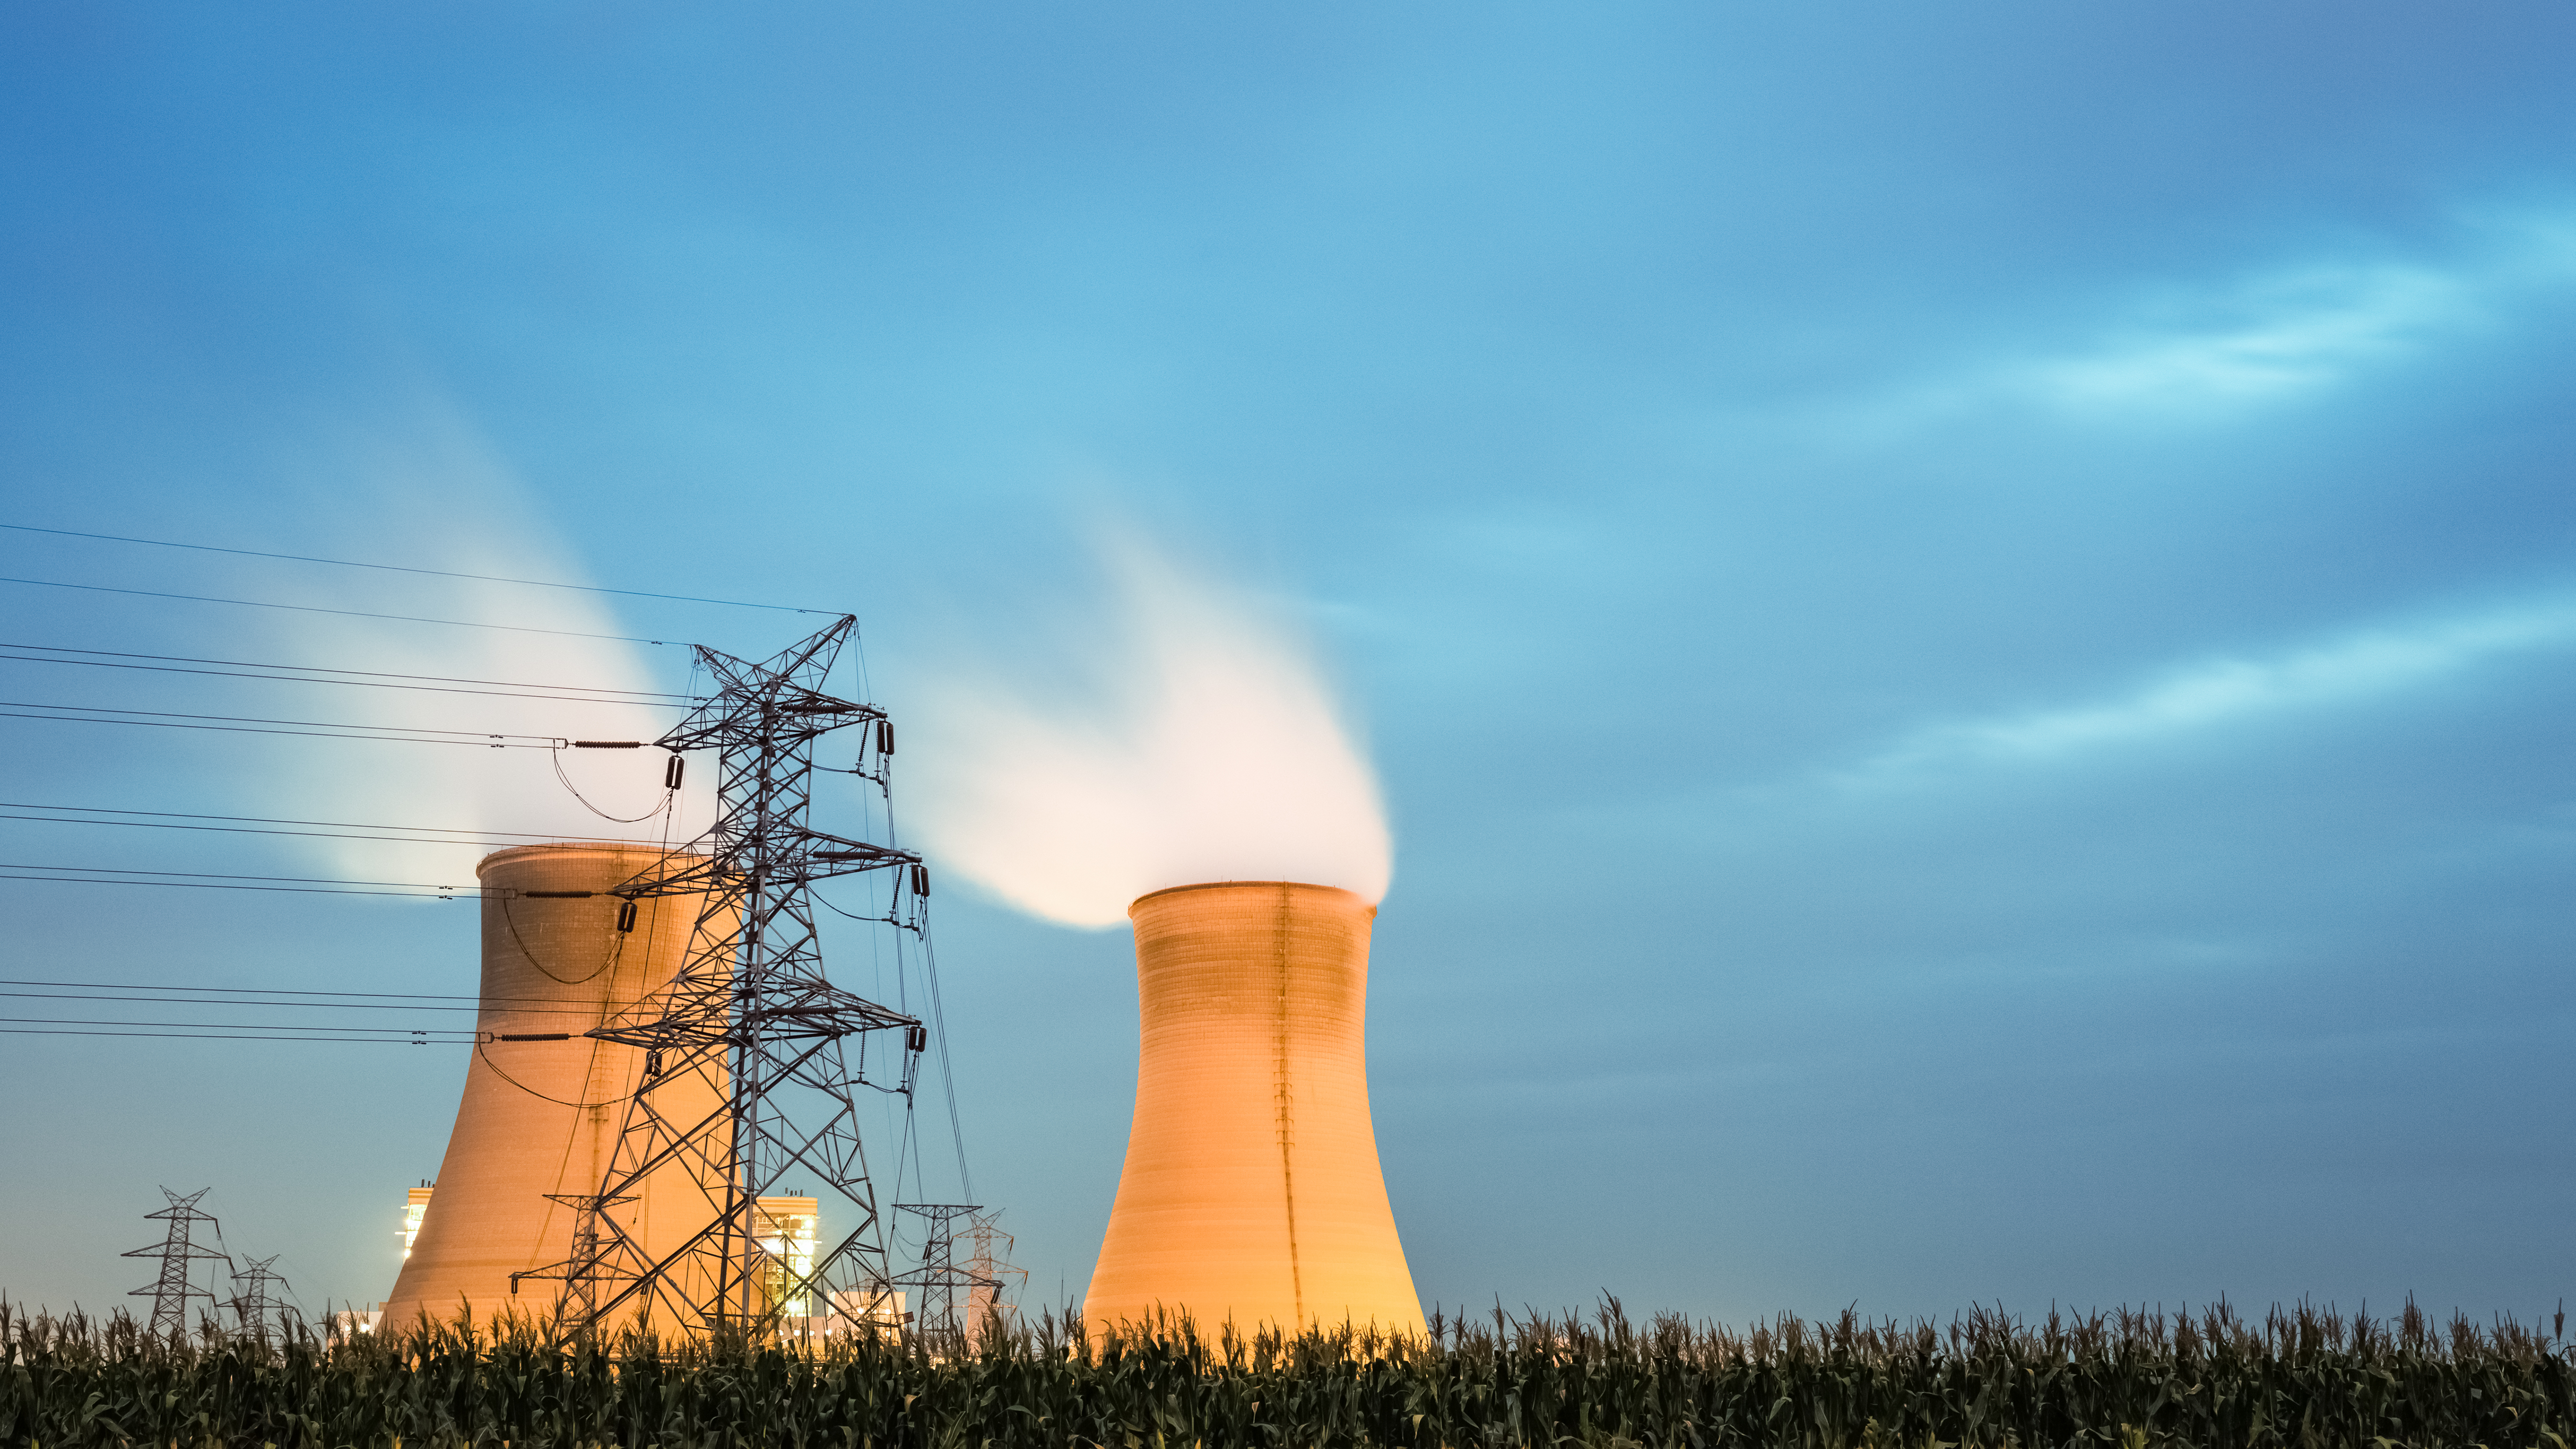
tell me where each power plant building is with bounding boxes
[400,1184,434,1261]
[381,850,1422,1340]
[1085,881,1424,1337]
[380,843,728,1333]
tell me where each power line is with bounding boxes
[2,976,480,1001]
[0,656,689,709]
[0,975,668,1011]
[0,700,568,748]
[0,522,831,615]
[0,873,466,898]
[0,818,603,852]
[0,643,697,707]
[0,990,604,1016]
[0,800,677,851]
[0,863,509,900]
[0,863,473,888]
[0,574,675,645]
[2,1014,481,1036]
[0,642,692,698]
[4,1026,479,1044]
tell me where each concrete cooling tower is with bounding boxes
[1084,881,1425,1337]
[381,842,727,1333]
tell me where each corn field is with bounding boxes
[3,1296,2569,1448]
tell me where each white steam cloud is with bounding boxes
[234,417,711,887]
[905,535,1392,929]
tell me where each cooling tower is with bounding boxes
[381,842,728,1333]
[1084,881,1424,1337]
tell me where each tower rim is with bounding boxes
[474,841,702,880]
[1127,880,1377,918]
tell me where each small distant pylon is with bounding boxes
[229,1255,294,1341]
[122,1188,231,1337]
[961,1210,1027,1347]
[891,1203,994,1341]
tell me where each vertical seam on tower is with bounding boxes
[1273,882,1303,1327]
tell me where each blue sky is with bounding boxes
[3,1,2573,1327]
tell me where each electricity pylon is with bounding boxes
[891,1203,996,1341]
[961,1209,1028,1346]
[518,617,934,1340]
[123,1188,229,1338]
[229,1255,293,1341]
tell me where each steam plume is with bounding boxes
[906,534,1392,928]
[233,418,708,885]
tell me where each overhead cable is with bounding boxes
[0,521,831,614]
[0,976,646,1006]
[0,643,690,697]
[0,872,466,898]
[0,1014,480,1036]
[0,989,603,1017]
[0,799,661,836]
[0,1027,476,1044]
[0,643,696,707]
[0,983,675,1014]
[0,801,677,852]
[0,862,470,889]
[0,700,567,748]
[0,575,674,645]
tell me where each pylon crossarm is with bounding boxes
[611,849,916,896]
[793,828,918,875]
[588,975,735,1041]
[744,997,917,1040]
[610,854,743,899]
[583,1017,733,1051]
[652,621,866,752]
[589,993,914,1052]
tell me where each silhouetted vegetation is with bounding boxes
[3,1295,2568,1446]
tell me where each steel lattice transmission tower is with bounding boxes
[229,1254,293,1341]
[519,617,937,1340]
[961,1209,1028,1345]
[891,1203,996,1341]
[122,1188,230,1338]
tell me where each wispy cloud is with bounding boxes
[2016,211,2576,419]
[1849,594,2576,781]
[2026,263,2469,412]
[1802,209,2576,440]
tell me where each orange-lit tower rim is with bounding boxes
[475,841,698,872]
[1129,880,1379,913]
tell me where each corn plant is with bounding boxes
[2,1294,2568,1447]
